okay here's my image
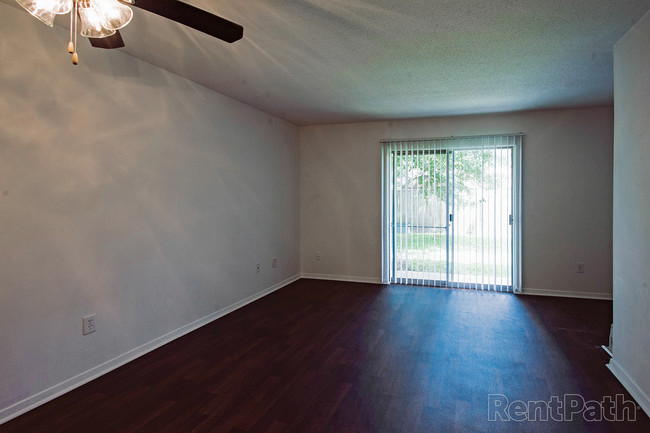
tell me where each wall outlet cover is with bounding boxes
[83,314,96,335]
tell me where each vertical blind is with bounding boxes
[381,134,522,293]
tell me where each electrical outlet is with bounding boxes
[577,262,585,273]
[256,263,260,273]
[272,257,277,268]
[83,314,96,335]
[315,251,321,261]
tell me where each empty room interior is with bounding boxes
[1,0,650,432]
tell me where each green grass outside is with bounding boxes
[394,233,510,276]
[395,259,508,276]
[394,233,508,250]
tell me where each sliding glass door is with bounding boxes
[382,135,522,292]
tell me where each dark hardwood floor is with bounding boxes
[2,279,648,433]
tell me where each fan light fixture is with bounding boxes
[16,0,133,64]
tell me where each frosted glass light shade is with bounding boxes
[41,0,71,14]
[78,3,116,38]
[15,0,72,26]
[92,0,133,31]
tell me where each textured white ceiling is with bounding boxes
[5,0,650,124]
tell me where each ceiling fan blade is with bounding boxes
[89,31,126,49]
[128,0,243,43]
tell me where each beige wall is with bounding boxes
[0,4,299,421]
[300,107,614,298]
[610,9,650,416]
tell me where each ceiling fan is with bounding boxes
[15,0,243,63]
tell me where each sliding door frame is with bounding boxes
[381,134,523,293]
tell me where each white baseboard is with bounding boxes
[521,287,613,300]
[0,274,301,426]
[607,358,650,418]
[300,273,384,285]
